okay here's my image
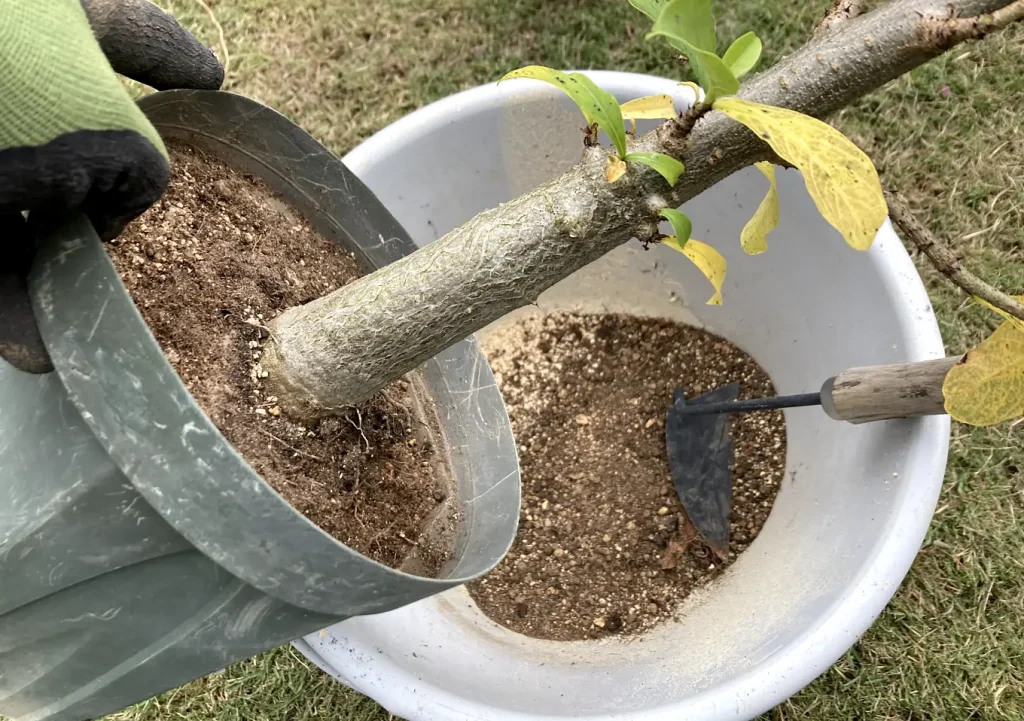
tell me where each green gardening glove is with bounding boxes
[1,0,223,236]
[0,0,223,372]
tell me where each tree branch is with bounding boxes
[264,0,1024,417]
[920,0,1024,47]
[814,0,865,39]
[884,188,1024,323]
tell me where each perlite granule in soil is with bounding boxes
[468,312,786,641]
[107,144,457,577]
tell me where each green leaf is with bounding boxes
[628,0,670,22]
[626,152,685,186]
[714,97,886,250]
[681,46,739,104]
[501,66,628,158]
[649,0,716,52]
[572,73,629,158]
[740,161,778,255]
[647,1,738,104]
[659,208,693,243]
[722,31,762,78]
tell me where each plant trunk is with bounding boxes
[263,0,1015,418]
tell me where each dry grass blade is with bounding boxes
[193,0,230,76]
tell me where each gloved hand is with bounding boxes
[0,0,224,372]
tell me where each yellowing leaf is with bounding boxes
[502,66,628,158]
[677,81,703,100]
[943,319,1024,426]
[974,295,1024,333]
[722,31,762,78]
[714,97,886,251]
[606,156,628,183]
[740,161,778,255]
[621,94,676,132]
[662,237,726,305]
[625,151,685,186]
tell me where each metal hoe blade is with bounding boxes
[665,383,739,560]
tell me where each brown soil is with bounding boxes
[108,144,456,576]
[469,312,786,641]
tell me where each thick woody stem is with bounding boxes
[263,0,1024,418]
[884,188,1024,323]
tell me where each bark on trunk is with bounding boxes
[263,0,1017,418]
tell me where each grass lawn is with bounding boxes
[112,0,1024,718]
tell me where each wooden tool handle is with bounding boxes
[820,355,963,424]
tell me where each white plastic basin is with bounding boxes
[294,72,949,721]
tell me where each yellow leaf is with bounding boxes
[943,319,1024,426]
[662,237,726,305]
[606,156,627,183]
[621,94,677,132]
[677,81,702,100]
[740,161,778,255]
[714,97,886,251]
[973,295,1024,333]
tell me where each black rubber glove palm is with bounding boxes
[0,0,224,372]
